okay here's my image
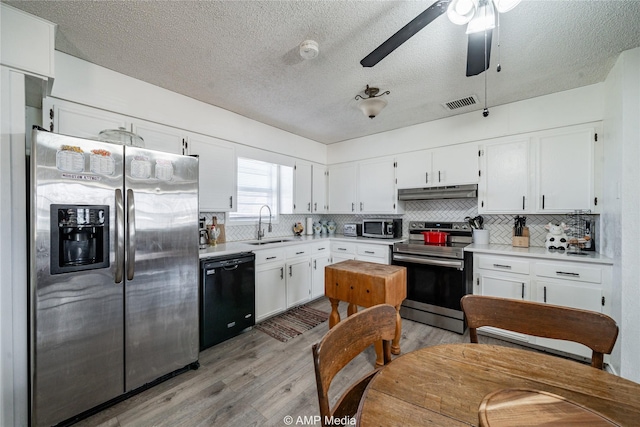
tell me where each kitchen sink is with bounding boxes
[245,238,298,246]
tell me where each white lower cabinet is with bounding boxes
[255,262,286,321]
[255,240,391,321]
[311,243,331,299]
[473,252,611,360]
[286,258,311,308]
[330,241,356,264]
[330,241,390,265]
[355,242,390,264]
[255,245,313,321]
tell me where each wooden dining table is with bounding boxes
[356,344,640,426]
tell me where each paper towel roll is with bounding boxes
[306,217,313,235]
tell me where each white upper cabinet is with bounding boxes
[312,163,327,214]
[431,143,479,186]
[479,124,600,214]
[357,157,400,214]
[396,150,431,189]
[131,119,185,155]
[396,143,478,189]
[479,138,531,213]
[293,161,313,214]
[328,158,401,214]
[327,162,357,213]
[292,161,326,214]
[1,3,55,78]
[44,98,130,139]
[535,126,595,213]
[188,133,236,212]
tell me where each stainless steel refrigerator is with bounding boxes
[30,129,199,426]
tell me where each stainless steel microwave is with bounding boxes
[362,219,402,239]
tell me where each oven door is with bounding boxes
[392,253,472,328]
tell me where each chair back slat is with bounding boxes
[312,304,397,426]
[461,295,618,369]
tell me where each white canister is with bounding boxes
[306,217,313,235]
[473,229,490,245]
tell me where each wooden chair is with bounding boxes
[312,304,397,427]
[460,295,618,369]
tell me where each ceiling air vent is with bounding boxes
[442,95,478,111]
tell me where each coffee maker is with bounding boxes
[199,217,209,249]
[50,205,109,274]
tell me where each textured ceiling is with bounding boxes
[5,0,640,144]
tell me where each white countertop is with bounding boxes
[465,243,614,265]
[199,234,404,259]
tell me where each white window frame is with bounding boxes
[228,157,290,225]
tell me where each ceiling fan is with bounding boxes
[360,0,521,76]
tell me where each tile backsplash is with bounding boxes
[202,199,598,248]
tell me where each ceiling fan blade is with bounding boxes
[466,30,493,76]
[360,0,449,68]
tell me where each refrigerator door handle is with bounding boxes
[126,189,136,280]
[115,189,124,283]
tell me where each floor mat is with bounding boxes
[255,304,329,342]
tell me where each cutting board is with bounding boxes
[216,224,226,244]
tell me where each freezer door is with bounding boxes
[30,130,125,426]
[124,146,199,391]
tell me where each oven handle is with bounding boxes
[393,254,464,270]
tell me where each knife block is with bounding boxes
[512,227,530,248]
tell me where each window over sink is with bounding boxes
[227,157,293,224]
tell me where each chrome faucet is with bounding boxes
[257,205,272,240]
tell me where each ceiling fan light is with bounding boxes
[493,0,521,13]
[466,0,496,34]
[447,0,478,25]
[358,97,387,119]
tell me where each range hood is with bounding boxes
[398,184,478,201]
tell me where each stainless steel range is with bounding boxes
[392,221,473,334]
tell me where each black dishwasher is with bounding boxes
[200,252,255,351]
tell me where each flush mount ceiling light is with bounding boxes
[355,85,390,119]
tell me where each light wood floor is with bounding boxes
[75,298,530,427]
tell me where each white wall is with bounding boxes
[51,52,327,164]
[602,47,640,381]
[328,83,604,163]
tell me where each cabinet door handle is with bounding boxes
[314,202,317,211]
[307,202,311,211]
[351,203,355,212]
[556,271,580,277]
[296,251,305,255]
[266,256,277,260]
[229,196,233,208]
[521,283,525,299]
[313,260,317,269]
[438,171,441,182]
[364,251,375,254]
[493,264,512,269]
[426,172,428,183]
[544,286,547,303]
[360,202,363,211]
[280,267,284,280]
[289,265,292,277]
[522,196,525,210]
[542,195,545,209]
[337,247,346,251]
